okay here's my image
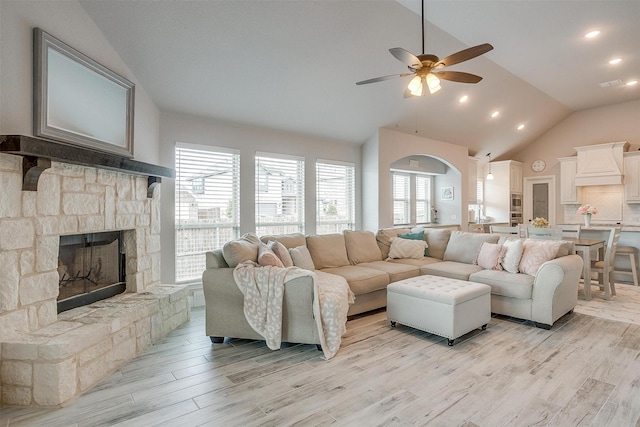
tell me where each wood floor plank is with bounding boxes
[5,285,640,427]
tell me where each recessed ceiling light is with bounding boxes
[517,124,525,131]
[609,58,622,65]
[585,30,600,38]
[491,111,500,118]
[459,95,468,103]
[627,80,638,86]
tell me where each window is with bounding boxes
[392,171,433,225]
[415,175,431,224]
[316,160,355,234]
[255,153,304,235]
[392,173,410,225]
[175,144,240,283]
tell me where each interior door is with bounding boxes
[523,176,556,225]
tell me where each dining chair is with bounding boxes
[490,225,520,236]
[552,224,581,239]
[590,227,621,300]
[525,226,563,240]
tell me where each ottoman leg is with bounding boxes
[390,321,397,328]
[447,339,454,346]
[482,324,487,331]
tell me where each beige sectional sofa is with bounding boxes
[202,227,584,344]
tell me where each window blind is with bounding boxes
[316,160,355,234]
[392,172,410,225]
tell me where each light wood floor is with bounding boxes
[2,285,640,427]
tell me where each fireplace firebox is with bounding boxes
[57,231,126,313]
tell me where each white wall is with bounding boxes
[513,100,640,223]
[362,127,470,230]
[159,112,362,283]
[0,0,160,163]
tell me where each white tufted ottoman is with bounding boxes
[387,275,491,346]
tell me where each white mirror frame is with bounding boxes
[33,28,135,158]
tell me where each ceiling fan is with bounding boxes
[356,0,493,97]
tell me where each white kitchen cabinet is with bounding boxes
[624,152,640,203]
[559,156,582,204]
[484,160,523,223]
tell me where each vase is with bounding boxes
[583,213,591,227]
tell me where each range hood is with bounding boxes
[574,141,629,186]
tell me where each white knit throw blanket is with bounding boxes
[233,261,353,359]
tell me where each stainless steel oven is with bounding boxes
[510,193,522,212]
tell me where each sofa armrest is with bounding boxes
[531,254,583,326]
[201,267,320,344]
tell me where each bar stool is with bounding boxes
[614,246,639,286]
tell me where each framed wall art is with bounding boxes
[33,28,135,157]
[441,186,454,200]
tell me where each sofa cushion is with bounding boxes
[267,240,293,267]
[222,233,261,268]
[344,230,383,264]
[257,243,284,267]
[413,228,451,260]
[376,228,411,260]
[289,245,315,270]
[259,233,306,249]
[519,239,562,276]
[474,242,505,270]
[501,238,524,273]
[306,233,350,269]
[469,269,534,299]
[420,261,483,281]
[357,261,420,283]
[320,265,390,295]
[388,237,427,260]
[388,257,442,267]
[443,231,499,264]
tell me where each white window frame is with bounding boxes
[392,170,433,226]
[316,159,355,234]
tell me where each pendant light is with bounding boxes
[486,153,494,180]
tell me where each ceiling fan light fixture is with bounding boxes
[408,75,424,96]
[427,73,441,94]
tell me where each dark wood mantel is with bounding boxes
[0,135,174,197]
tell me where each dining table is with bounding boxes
[567,238,606,300]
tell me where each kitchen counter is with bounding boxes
[561,223,640,232]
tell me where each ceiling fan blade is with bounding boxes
[434,70,483,84]
[389,48,422,69]
[356,73,413,85]
[435,43,493,68]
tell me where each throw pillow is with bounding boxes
[387,237,427,260]
[473,242,505,270]
[267,240,294,267]
[398,230,429,256]
[289,245,315,270]
[519,239,562,276]
[257,243,284,267]
[501,238,524,274]
[376,227,411,259]
[344,230,383,264]
[222,233,261,268]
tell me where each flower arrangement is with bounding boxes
[531,217,549,228]
[577,204,598,216]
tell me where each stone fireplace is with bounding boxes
[0,136,189,407]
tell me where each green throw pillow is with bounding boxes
[398,230,429,256]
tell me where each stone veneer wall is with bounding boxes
[0,152,189,407]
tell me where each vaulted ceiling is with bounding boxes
[79,0,640,160]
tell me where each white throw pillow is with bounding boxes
[289,245,315,270]
[502,238,524,273]
[519,239,562,276]
[387,237,427,260]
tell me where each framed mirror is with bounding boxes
[33,28,135,157]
